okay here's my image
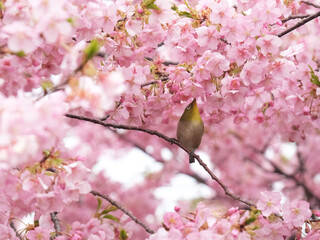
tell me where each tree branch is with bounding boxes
[144,57,179,66]
[140,76,170,88]
[281,14,309,23]
[50,212,62,239]
[9,221,23,240]
[302,0,320,8]
[90,190,156,234]
[66,114,256,208]
[277,10,320,37]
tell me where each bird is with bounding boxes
[177,98,204,163]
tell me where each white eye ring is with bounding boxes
[187,104,192,110]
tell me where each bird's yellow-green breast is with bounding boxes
[177,98,204,163]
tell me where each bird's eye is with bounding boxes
[187,104,192,110]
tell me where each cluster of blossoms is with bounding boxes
[150,192,316,240]
[0,0,320,239]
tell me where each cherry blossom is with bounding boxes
[0,0,320,239]
[257,191,282,217]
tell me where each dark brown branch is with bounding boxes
[66,114,256,208]
[281,14,309,23]
[277,10,320,37]
[302,0,320,8]
[219,37,231,45]
[9,221,23,240]
[192,152,256,207]
[144,57,179,66]
[141,77,169,88]
[244,145,320,203]
[50,212,62,239]
[90,190,155,234]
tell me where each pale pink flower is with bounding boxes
[194,202,213,229]
[210,1,235,25]
[103,1,118,34]
[257,191,282,217]
[196,26,219,50]
[126,19,142,36]
[26,227,51,240]
[227,44,253,66]
[212,219,231,235]
[37,19,72,44]
[234,113,249,124]
[196,51,230,78]
[257,35,282,56]
[2,22,39,54]
[0,224,19,240]
[163,212,184,229]
[256,221,290,240]
[240,61,264,86]
[304,231,320,240]
[148,0,174,25]
[148,228,183,240]
[283,200,312,229]
[63,162,92,196]
[187,230,220,240]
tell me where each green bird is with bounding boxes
[177,98,204,163]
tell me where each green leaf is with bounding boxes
[103,214,119,222]
[244,208,260,226]
[34,219,39,227]
[142,0,159,10]
[244,216,257,225]
[49,158,63,167]
[309,65,320,87]
[67,18,74,24]
[120,229,128,240]
[41,80,54,91]
[101,205,118,214]
[84,39,100,61]
[43,150,52,157]
[97,198,102,212]
[15,51,26,57]
[171,4,194,19]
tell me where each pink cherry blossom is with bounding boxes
[196,25,219,50]
[0,0,320,239]
[257,35,282,56]
[2,22,39,54]
[163,212,184,229]
[26,227,51,240]
[0,224,20,240]
[257,191,282,217]
[256,221,291,240]
[240,61,265,86]
[283,200,312,229]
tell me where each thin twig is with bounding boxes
[140,77,170,88]
[144,57,179,66]
[50,212,62,239]
[277,10,320,37]
[90,190,156,234]
[9,221,23,240]
[66,114,256,208]
[281,14,309,23]
[192,153,256,207]
[242,139,320,204]
[302,0,320,8]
